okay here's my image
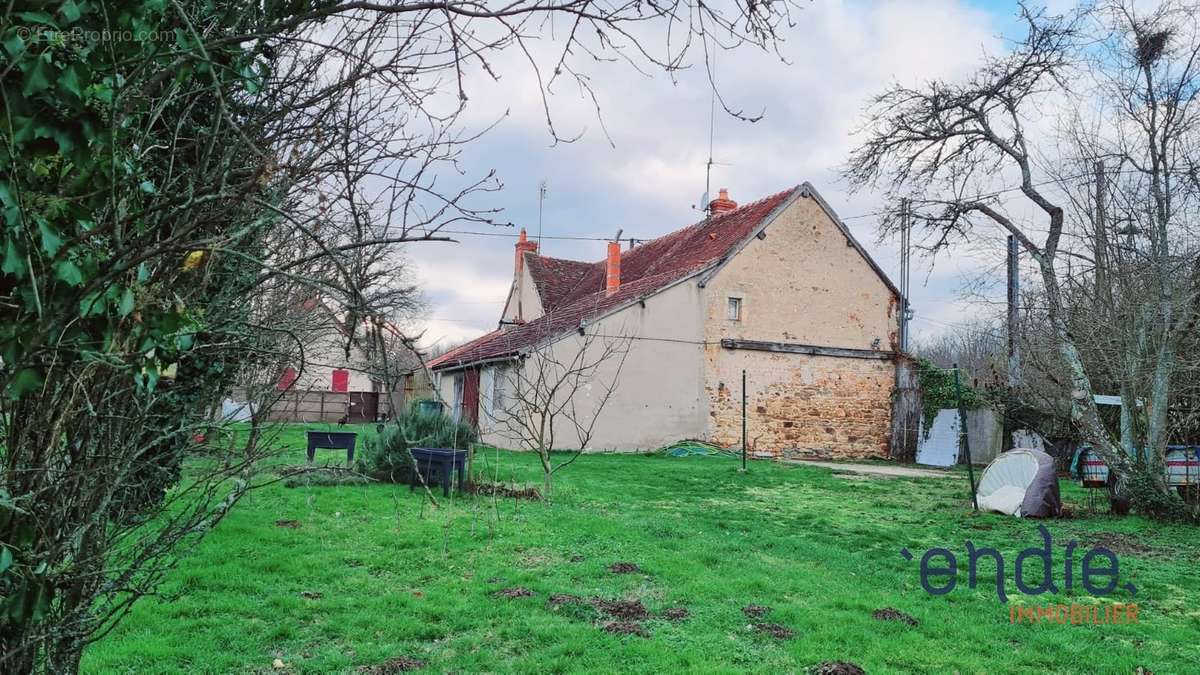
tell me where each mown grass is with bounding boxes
[83,424,1200,673]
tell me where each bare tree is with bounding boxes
[488,328,630,495]
[913,319,1006,386]
[2,0,802,669]
[845,2,1200,513]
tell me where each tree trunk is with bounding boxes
[539,450,553,496]
[0,623,38,673]
[48,636,85,675]
[1038,258,1139,495]
[0,621,86,674]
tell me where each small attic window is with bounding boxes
[727,297,742,321]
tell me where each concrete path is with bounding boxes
[786,460,953,479]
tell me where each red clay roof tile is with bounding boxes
[429,187,797,370]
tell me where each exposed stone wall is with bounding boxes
[706,350,893,459]
[699,190,899,460]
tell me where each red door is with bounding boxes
[462,368,480,425]
[278,367,297,391]
[331,369,349,392]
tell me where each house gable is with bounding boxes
[500,261,545,324]
[703,186,899,351]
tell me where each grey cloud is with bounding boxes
[406,0,1011,346]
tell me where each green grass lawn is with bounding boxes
[83,424,1200,673]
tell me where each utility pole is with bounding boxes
[954,364,979,511]
[1093,160,1109,297]
[1005,234,1020,451]
[1006,235,1020,389]
[899,198,912,352]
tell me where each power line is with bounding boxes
[433,228,648,243]
[837,168,1148,224]
[427,174,1083,243]
[429,168,1151,244]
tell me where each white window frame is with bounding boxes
[727,296,743,322]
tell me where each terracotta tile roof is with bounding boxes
[523,254,594,312]
[429,186,798,371]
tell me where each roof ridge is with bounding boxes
[528,251,597,267]
[529,187,799,270]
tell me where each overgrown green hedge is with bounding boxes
[356,401,477,482]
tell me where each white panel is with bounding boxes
[916,409,960,467]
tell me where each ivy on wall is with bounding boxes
[914,357,987,430]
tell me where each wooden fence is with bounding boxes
[232,388,394,424]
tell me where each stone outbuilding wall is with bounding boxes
[706,351,894,459]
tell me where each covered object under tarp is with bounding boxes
[975,449,1061,518]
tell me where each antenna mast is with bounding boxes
[704,54,717,216]
[537,179,547,244]
[899,198,911,352]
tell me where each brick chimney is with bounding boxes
[708,188,738,216]
[514,228,539,277]
[605,240,621,296]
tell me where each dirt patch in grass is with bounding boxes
[517,551,554,568]
[357,656,426,673]
[742,604,771,618]
[607,561,640,574]
[464,481,542,501]
[591,597,649,620]
[753,622,795,639]
[492,587,534,599]
[274,519,302,529]
[810,662,865,675]
[601,621,650,638]
[662,607,690,621]
[1089,532,1163,557]
[278,466,372,488]
[299,591,323,600]
[548,593,584,607]
[872,607,919,626]
[568,554,585,563]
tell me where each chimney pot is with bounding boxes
[708,187,738,215]
[514,227,539,277]
[605,241,621,296]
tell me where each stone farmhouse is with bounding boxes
[429,183,903,459]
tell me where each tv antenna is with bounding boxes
[696,53,730,215]
[537,179,547,244]
[704,72,715,213]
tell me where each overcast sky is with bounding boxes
[405,0,1054,351]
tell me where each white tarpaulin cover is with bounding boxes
[221,398,255,422]
[975,449,1062,518]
